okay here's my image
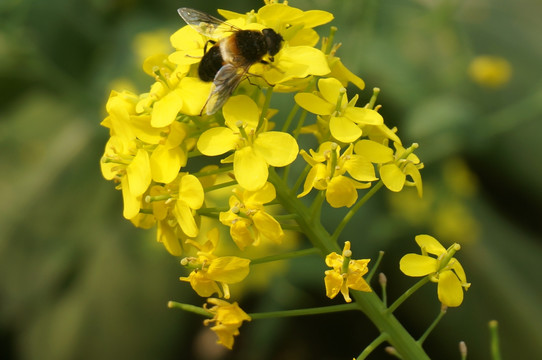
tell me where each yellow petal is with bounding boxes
[399,254,438,276]
[318,78,344,105]
[327,57,365,90]
[179,174,204,209]
[438,270,464,307]
[346,272,371,292]
[234,147,268,191]
[266,46,330,83]
[354,140,394,163]
[150,145,185,184]
[121,176,140,220]
[173,201,198,238]
[380,163,406,192]
[324,270,343,299]
[126,149,151,197]
[344,155,377,182]
[253,131,299,167]
[415,235,446,256]
[170,25,204,51]
[151,89,183,127]
[197,127,238,156]
[177,77,212,116]
[185,271,220,298]
[295,10,334,28]
[450,259,468,284]
[229,219,254,250]
[223,95,260,131]
[326,176,358,208]
[344,108,383,125]
[244,182,276,205]
[252,211,284,244]
[157,220,183,256]
[207,257,251,283]
[329,116,362,143]
[325,252,343,269]
[294,93,334,115]
[405,162,423,197]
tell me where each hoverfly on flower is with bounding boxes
[178,8,284,115]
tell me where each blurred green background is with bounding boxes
[1,0,541,359]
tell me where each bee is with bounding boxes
[177,7,284,115]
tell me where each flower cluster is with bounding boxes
[100,0,467,353]
[296,77,424,207]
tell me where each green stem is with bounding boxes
[197,207,229,216]
[357,333,389,360]
[203,180,238,193]
[417,306,447,345]
[272,213,300,221]
[387,277,431,314]
[258,87,274,130]
[281,103,300,133]
[268,169,429,359]
[250,302,358,319]
[489,320,502,360]
[250,247,321,265]
[366,250,385,283]
[192,165,233,178]
[291,163,311,195]
[168,301,213,317]
[332,181,384,242]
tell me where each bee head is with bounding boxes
[262,28,284,59]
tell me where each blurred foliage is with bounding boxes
[1,0,541,359]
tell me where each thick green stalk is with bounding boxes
[268,169,429,360]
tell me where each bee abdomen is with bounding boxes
[198,45,224,82]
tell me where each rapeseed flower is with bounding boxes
[324,241,371,303]
[204,298,251,349]
[197,96,298,191]
[400,235,470,307]
[180,228,250,299]
[219,182,284,250]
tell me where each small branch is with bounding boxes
[249,302,358,320]
[387,276,431,314]
[250,247,321,265]
[357,333,389,360]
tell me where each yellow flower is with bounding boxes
[215,3,333,87]
[149,173,204,255]
[180,228,250,299]
[399,235,471,307]
[324,241,371,303]
[355,141,423,197]
[203,298,251,350]
[100,91,152,219]
[295,78,383,143]
[298,142,377,208]
[219,182,284,250]
[197,95,298,191]
[468,55,512,89]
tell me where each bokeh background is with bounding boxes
[1,0,541,359]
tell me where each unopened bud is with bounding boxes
[459,341,467,357]
[378,272,387,287]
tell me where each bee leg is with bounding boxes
[246,73,274,87]
[203,40,216,53]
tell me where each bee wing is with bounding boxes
[177,8,239,39]
[204,64,249,115]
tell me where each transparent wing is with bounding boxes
[204,64,248,115]
[177,8,239,39]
